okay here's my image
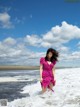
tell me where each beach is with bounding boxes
[0,67,80,107]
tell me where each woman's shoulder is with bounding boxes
[40,57,45,60]
[41,56,45,59]
[40,57,45,64]
[40,56,45,61]
[52,60,57,65]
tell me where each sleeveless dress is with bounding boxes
[40,57,56,89]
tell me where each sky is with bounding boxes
[0,0,80,67]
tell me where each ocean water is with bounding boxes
[0,70,38,102]
[0,68,80,107]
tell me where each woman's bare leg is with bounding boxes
[41,86,47,94]
[48,82,53,90]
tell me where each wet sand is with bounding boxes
[0,66,39,70]
[0,65,75,70]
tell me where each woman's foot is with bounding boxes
[51,89,54,92]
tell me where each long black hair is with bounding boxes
[45,48,59,63]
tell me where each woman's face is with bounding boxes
[47,52,53,59]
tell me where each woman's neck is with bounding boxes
[48,58,51,61]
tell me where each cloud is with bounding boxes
[3,37,16,45]
[24,34,42,47]
[59,51,80,61]
[0,36,79,66]
[0,21,80,67]
[24,21,80,49]
[0,37,45,65]
[14,17,26,24]
[0,12,14,28]
[0,6,11,12]
[57,45,70,53]
[71,51,80,59]
[20,21,80,66]
[41,21,80,48]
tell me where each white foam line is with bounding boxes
[1,67,80,107]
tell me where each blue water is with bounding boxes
[0,70,39,102]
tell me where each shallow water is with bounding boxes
[0,70,39,102]
[0,68,80,107]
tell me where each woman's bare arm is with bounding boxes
[40,64,43,78]
[52,66,56,76]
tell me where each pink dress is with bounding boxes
[40,57,56,89]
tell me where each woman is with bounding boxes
[40,48,59,94]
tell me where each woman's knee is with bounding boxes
[42,86,47,91]
[49,82,53,88]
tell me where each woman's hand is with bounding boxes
[53,74,56,81]
[54,76,56,81]
[52,66,56,80]
[40,77,43,82]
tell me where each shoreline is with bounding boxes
[0,65,39,70]
[0,65,79,70]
